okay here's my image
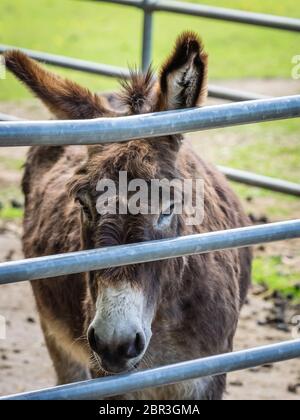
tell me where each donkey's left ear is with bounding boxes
[3,50,114,120]
[157,32,208,111]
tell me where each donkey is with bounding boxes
[4,32,252,400]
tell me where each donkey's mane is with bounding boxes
[118,67,156,114]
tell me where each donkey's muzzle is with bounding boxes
[88,326,146,372]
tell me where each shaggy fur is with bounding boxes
[4,31,252,400]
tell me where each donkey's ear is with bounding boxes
[3,50,112,119]
[157,32,208,111]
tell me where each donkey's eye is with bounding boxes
[157,203,175,229]
[76,196,92,220]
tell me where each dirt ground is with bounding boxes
[0,79,299,400]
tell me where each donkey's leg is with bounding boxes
[42,323,91,386]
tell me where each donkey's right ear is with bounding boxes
[157,32,208,111]
[3,50,113,119]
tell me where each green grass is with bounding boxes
[191,117,300,300]
[0,186,24,221]
[0,0,300,100]
[211,119,300,300]
[0,156,24,171]
[212,119,300,217]
[253,256,300,301]
[0,206,23,221]
[212,119,300,179]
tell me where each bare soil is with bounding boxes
[0,79,299,400]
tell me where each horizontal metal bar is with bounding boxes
[0,96,299,146]
[0,44,265,102]
[0,44,130,79]
[91,0,142,8]
[0,86,269,124]
[0,220,299,285]
[155,1,300,32]
[219,166,300,197]
[3,121,299,200]
[208,85,268,102]
[95,0,300,32]
[0,112,22,121]
[2,339,300,400]
[1,116,298,199]
[1,119,297,199]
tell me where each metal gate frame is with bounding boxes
[0,0,300,400]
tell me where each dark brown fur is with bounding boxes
[4,32,251,400]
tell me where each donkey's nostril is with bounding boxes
[135,332,145,354]
[123,331,146,359]
[87,326,98,353]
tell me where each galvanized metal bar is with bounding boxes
[91,0,141,7]
[94,0,300,32]
[141,0,154,72]
[219,166,300,197]
[0,220,299,285]
[3,123,299,199]
[2,117,299,198]
[208,85,269,102]
[0,44,130,79]
[0,96,299,147]
[0,112,22,121]
[155,1,300,32]
[2,339,300,400]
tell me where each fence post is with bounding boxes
[141,0,154,72]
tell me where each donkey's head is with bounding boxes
[4,32,208,373]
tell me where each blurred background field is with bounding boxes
[0,0,299,299]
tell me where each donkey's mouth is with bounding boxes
[93,352,142,375]
[100,363,139,375]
